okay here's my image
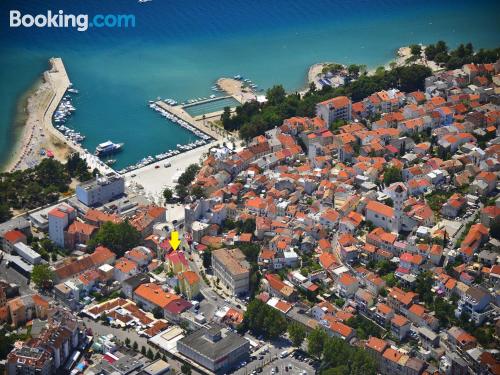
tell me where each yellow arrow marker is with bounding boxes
[169,231,181,251]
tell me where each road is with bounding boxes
[449,203,483,248]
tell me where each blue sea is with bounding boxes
[0,0,499,169]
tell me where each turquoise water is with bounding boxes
[184,97,241,117]
[0,0,499,169]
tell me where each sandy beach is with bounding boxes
[307,62,335,84]
[3,58,74,172]
[367,45,442,75]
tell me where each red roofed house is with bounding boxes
[472,171,497,195]
[64,221,97,250]
[387,287,418,315]
[481,206,500,227]
[391,314,411,340]
[337,273,359,298]
[264,274,297,301]
[133,282,180,315]
[380,348,405,375]
[114,257,139,282]
[316,96,352,125]
[460,223,489,262]
[166,251,189,274]
[319,252,338,271]
[365,201,397,232]
[365,337,389,367]
[130,205,166,236]
[328,319,355,341]
[2,230,27,253]
[178,270,200,299]
[125,246,154,267]
[441,193,467,218]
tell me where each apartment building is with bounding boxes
[212,248,250,296]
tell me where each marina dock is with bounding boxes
[43,58,116,176]
[154,100,223,141]
[181,95,233,108]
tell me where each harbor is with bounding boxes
[3,57,249,177]
[115,101,215,175]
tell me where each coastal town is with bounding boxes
[0,41,500,375]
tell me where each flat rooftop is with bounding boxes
[178,324,248,360]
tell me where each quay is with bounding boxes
[47,59,116,176]
[154,100,223,141]
[181,95,233,108]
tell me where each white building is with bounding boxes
[76,173,124,207]
[212,248,250,296]
[48,204,76,248]
[316,96,352,125]
[13,242,41,265]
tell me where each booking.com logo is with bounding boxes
[9,10,136,32]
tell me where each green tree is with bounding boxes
[383,166,403,185]
[31,264,55,288]
[133,341,138,350]
[409,44,422,57]
[202,249,212,269]
[240,218,256,234]
[346,315,382,340]
[146,348,154,359]
[87,221,141,257]
[163,188,173,202]
[125,337,131,347]
[266,85,286,106]
[181,363,192,375]
[242,299,287,340]
[307,327,328,359]
[152,307,163,319]
[178,164,200,186]
[0,204,12,223]
[191,185,206,199]
[415,271,434,305]
[490,217,500,240]
[66,153,92,181]
[141,346,147,355]
[348,64,361,77]
[288,323,306,347]
[220,106,232,130]
[175,184,189,201]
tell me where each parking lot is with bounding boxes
[261,358,316,375]
[231,342,316,375]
